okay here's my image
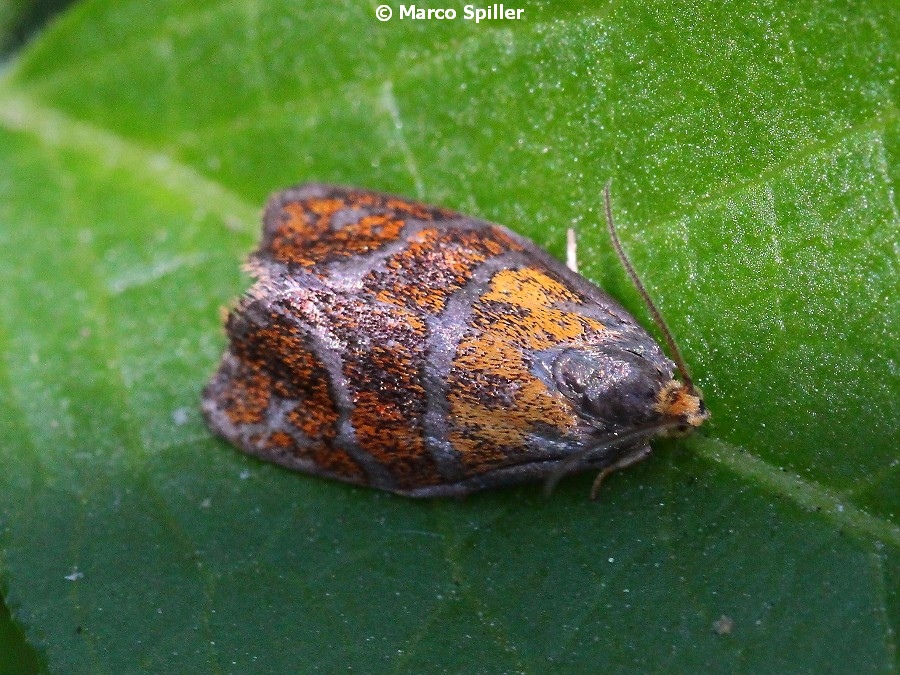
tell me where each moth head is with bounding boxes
[542,345,708,500]
[654,379,709,431]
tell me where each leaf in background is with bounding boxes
[0,0,76,57]
[0,0,897,672]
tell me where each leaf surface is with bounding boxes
[0,1,897,672]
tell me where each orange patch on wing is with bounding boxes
[232,318,343,444]
[268,331,340,436]
[384,197,438,220]
[239,320,365,481]
[222,368,272,425]
[306,198,346,218]
[448,267,607,474]
[319,295,441,488]
[268,201,405,266]
[286,383,338,440]
[267,431,295,447]
[349,191,448,220]
[372,226,523,313]
[351,389,442,487]
[449,333,579,472]
[477,267,604,347]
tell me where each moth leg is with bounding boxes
[566,228,579,273]
[590,444,653,500]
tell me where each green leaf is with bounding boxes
[0,0,897,672]
[0,591,39,675]
[0,0,77,57]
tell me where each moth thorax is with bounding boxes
[550,345,672,430]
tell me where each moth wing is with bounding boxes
[249,184,458,274]
[200,286,368,485]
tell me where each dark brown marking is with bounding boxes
[218,365,272,426]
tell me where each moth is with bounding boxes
[202,183,708,497]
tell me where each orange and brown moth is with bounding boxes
[201,184,708,497]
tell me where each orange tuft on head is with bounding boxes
[655,380,709,428]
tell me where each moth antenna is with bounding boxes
[603,181,697,394]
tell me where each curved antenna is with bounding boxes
[603,181,696,393]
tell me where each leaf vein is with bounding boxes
[689,436,900,547]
